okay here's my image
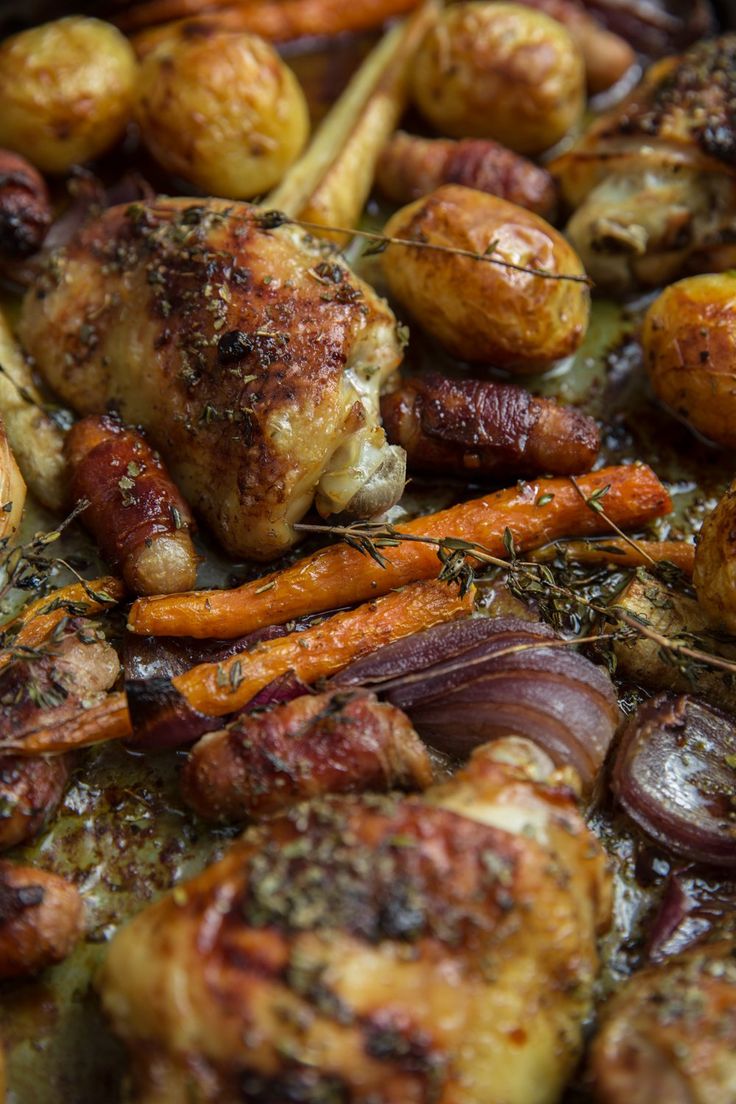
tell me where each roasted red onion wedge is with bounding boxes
[646,872,736,963]
[612,694,736,869]
[332,617,619,789]
[585,0,714,56]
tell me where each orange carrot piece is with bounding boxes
[0,577,125,675]
[129,464,671,640]
[126,0,420,41]
[176,575,472,716]
[6,577,471,754]
[4,577,125,629]
[1,694,133,756]
[544,538,695,577]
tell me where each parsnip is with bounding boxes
[611,572,736,714]
[0,420,25,540]
[0,307,66,511]
[266,0,440,241]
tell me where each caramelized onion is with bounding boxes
[332,616,619,789]
[646,872,736,963]
[612,694,736,869]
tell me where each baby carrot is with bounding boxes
[129,463,671,640]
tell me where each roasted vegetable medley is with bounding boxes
[0,2,734,1102]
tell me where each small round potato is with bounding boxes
[411,2,585,155]
[0,17,137,174]
[135,24,310,198]
[694,480,736,633]
[381,184,590,372]
[643,273,736,449]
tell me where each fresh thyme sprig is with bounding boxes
[253,209,593,285]
[0,500,90,612]
[292,519,736,680]
[139,202,592,287]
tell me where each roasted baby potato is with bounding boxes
[0,17,137,174]
[643,273,736,449]
[693,479,736,633]
[135,24,310,198]
[382,184,589,372]
[411,2,585,155]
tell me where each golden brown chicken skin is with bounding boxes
[552,34,736,291]
[99,737,611,1104]
[590,941,736,1104]
[20,198,406,562]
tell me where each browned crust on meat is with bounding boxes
[181,689,433,821]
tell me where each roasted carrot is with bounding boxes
[0,577,125,675]
[534,539,695,577]
[4,577,125,630]
[129,464,671,640]
[177,575,472,715]
[6,577,471,754]
[127,0,420,41]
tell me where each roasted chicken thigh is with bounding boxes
[20,198,406,561]
[99,737,611,1104]
[552,34,736,292]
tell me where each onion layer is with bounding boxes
[584,0,714,56]
[332,616,619,789]
[612,694,736,869]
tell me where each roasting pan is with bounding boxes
[1,6,736,1102]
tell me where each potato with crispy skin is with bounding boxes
[136,23,309,198]
[693,479,736,633]
[643,274,736,449]
[411,2,585,155]
[382,184,589,372]
[590,941,736,1104]
[0,17,137,174]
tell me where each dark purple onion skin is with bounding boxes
[612,694,736,870]
[585,0,714,55]
[332,617,555,693]
[123,624,292,682]
[332,616,619,788]
[646,871,736,963]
